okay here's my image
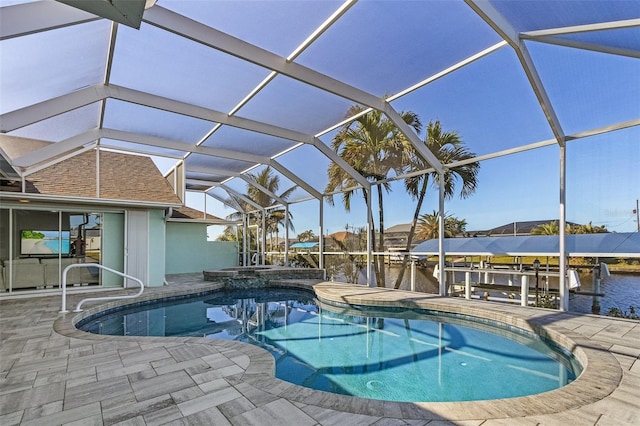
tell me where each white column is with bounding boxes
[8,208,13,294]
[366,188,373,287]
[410,260,416,292]
[96,145,100,197]
[318,199,324,270]
[242,214,248,266]
[521,275,529,307]
[438,174,446,296]
[559,145,568,311]
[261,210,266,265]
[284,206,290,265]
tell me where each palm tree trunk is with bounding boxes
[393,177,429,289]
[376,183,386,288]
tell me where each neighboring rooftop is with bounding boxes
[482,220,582,236]
[326,231,357,243]
[169,206,224,222]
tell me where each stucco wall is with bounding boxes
[147,209,166,286]
[165,222,238,274]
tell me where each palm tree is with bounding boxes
[572,221,608,234]
[216,225,238,242]
[227,167,297,253]
[393,120,479,289]
[414,211,467,240]
[531,221,561,235]
[445,216,468,237]
[415,211,445,240]
[532,220,608,235]
[297,230,316,242]
[325,105,421,287]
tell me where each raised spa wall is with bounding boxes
[203,266,325,289]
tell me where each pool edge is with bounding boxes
[52,280,623,421]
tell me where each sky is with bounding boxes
[2,0,638,238]
[169,3,638,238]
[144,1,640,239]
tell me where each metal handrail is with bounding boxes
[60,263,144,313]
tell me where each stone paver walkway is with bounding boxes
[1,276,638,425]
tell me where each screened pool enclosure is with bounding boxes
[1,0,638,310]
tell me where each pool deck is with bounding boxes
[1,274,638,425]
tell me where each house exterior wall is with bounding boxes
[165,222,238,274]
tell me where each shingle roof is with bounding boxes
[170,206,221,221]
[386,223,413,234]
[24,150,181,205]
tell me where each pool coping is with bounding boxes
[51,279,625,422]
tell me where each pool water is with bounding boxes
[78,288,580,402]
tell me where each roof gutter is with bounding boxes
[0,192,183,209]
[165,218,240,225]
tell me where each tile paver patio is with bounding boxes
[1,275,638,425]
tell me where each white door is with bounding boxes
[126,210,148,287]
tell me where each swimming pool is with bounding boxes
[77,287,581,402]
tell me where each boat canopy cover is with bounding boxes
[412,233,640,258]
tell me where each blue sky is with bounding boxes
[5,0,635,237]
[168,8,639,238]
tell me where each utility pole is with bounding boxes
[636,199,639,232]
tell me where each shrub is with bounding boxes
[530,294,558,309]
[606,306,639,320]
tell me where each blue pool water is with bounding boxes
[78,288,580,402]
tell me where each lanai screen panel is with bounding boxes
[99,139,187,159]
[296,0,502,97]
[277,143,332,194]
[245,164,300,198]
[1,0,40,6]
[7,103,102,142]
[0,20,111,114]
[109,22,271,112]
[185,171,225,186]
[565,127,640,230]
[0,0,638,235]
[491,0,639,31]
[390,46,556,156]
[102,99,215,144]
[238,74,359,136]
[202,126,299,158]
[159,0,344,57]
[558,27,640,52]
[185,153,259,176]
[528,42,640,135]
